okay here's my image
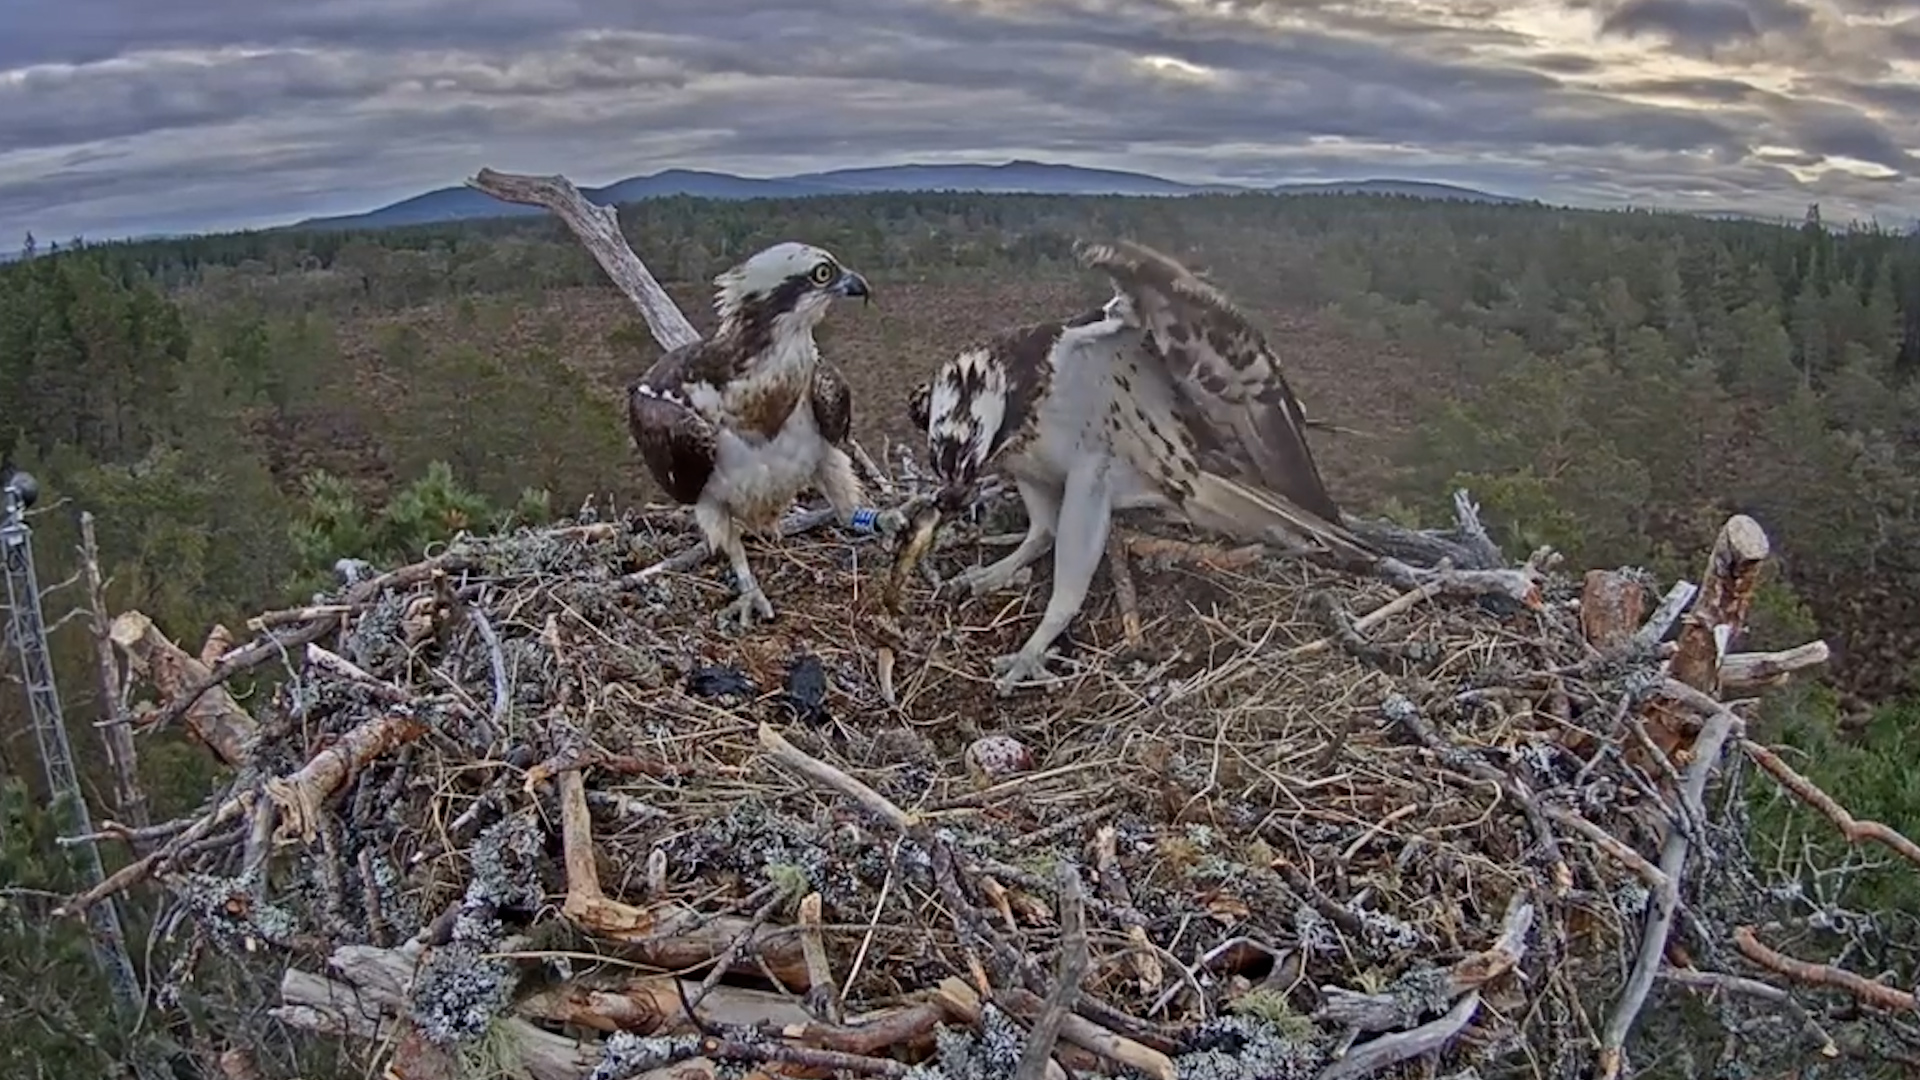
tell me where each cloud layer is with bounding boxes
[5,0,1920,240]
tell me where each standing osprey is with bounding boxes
[628,241,883,629]
[901,239,1375,693]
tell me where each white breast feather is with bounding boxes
[697,333,828,531]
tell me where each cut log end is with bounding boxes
[1580,570,1647,652]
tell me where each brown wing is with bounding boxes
[810,359,855,447]
[1076,238,1344,524]
[627,340,721,505]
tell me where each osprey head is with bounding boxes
[713,241,871,332]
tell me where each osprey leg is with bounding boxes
[812,444,902,535]
[992,463,1112,695]
[947,477,1060,598]
[696,501,774,629]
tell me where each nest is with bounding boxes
[71,481,1864,1080]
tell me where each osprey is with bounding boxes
[628,241,884,629]
[901,239,1375,694]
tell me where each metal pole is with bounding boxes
[1,471,145,1023]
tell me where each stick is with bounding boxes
[262,711,429,845]
[1319,992,1484,1080]
[1542,804,1669,890]
[1632,580,1697,650]
[758,723,916,832]
[110,610,259,766]
[797,892,843,1024]
[54,789,254,917]
[136,551,476,736]
[1657,967,1837,1057]
[552,768,810,983]
[1596,698,1742,1078]
[1318,892,1533,1034]
[1730,927,1919,1014]
[1105,533,1144,651]
[79,512,150,835]
[1738,738,1920,871]
[1718,641,1831,693]
[1013,862,1090,1080]
[466,168,699,351]
[1123,536,1266,573]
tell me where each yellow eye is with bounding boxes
[809,261,837,286]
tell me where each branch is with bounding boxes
[552,766,811,985]
[1013,862,1090,1080]
[262,711,429,845]
[758,722,917,832]
[79,511,150,835]
[466,167,699,351]
[1738,738,1920,871]
[1732,927,1919,1015]
[1637,515,1769,775]
[1319,992,1484,1080]
[276,956,598,1080]
[1317,891,1533,1035]
[1596,690,1744,1079]
[1718,641,1831,693]
[110,609,259,767]
[1669,514,1770,696]
[1345,488,1508,572]
[1657,967,1837,1058]
[1632,579,1698,650]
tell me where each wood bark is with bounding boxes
[1579,569,1646,652]
[1668,514,1771,696]
[1643,514,1770,764]
[555,766,811,986]
[262,711,429,845]
[110,609,259,767]
[79,511,150,834]
[467,168,699,351]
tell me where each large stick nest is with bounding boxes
[87,474,1862,1080]
[66,167,1899,1079]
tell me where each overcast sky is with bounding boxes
[4,0,1920,242]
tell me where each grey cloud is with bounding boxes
[1765,99,1916,173]
[1613,76,1766,102]
[3,0,1918,240]
[1594,0,1814,46]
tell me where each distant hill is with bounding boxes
[286,160,1526,231]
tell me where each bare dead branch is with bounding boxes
[1739,738,1920,871]
[1718,641,1832,693]
[1596,691,1744,1079]
[1013,862,1091,1080]
[466,167,699,351]
[1669,514,1771,696]
[1732,927,1920,1015]
[1319,992,1483,1080]
[79,511,149,834]
[110,609,259,767]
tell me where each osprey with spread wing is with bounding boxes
[628,241,885,629]
[901,239,1375,693]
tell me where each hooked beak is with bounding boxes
[831,269,872,305]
